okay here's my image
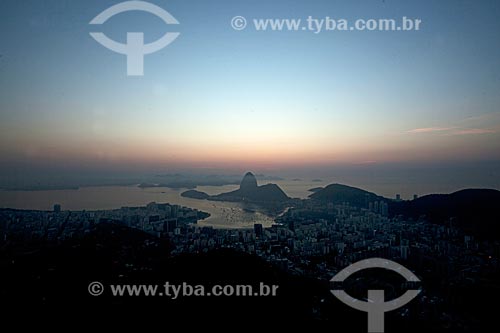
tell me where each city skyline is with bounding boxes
[1,1,500,327]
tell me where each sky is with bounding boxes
[0,0,500,185]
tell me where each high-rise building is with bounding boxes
[254,223,263,237]
[400,245,409,260]
[164,205,172,216]
[171,205,179,218]
[413,194,418,200]
[53,204,61,213]
[380,202,388,216]
[396,194,401,201]
[164,218,177,232]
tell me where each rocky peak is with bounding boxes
[240,172,258,190]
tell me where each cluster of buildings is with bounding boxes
[1,197,499,325]
[163,200,499,279]
[1,200,498,277]
[0,202,208,243]
[2,196,498,328]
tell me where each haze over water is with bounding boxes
[2,171,499,228]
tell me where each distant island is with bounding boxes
[311,179,323,182]
[139,179,239,189]
[181,172,292,214]
[308,187,324,193]
[139,173,285,190]
[180,190,210,200]
[212,172,289,202]
[182,172,289,203]
[141,173,284,189]
[254,174,285,181]
[1,185,81,191]
[1,173,279,192]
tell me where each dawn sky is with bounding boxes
[1,0,500,174]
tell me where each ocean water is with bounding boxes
[0,184,275,228]
[1,175,499,228]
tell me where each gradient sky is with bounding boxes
[1,0,500,177]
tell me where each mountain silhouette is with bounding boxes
[213,172,289,203]
[240,172,258,190]
[309,183,387,207]
[389,188,500,239]
[182,172,290,204]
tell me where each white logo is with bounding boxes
[330,258,421,333]
[89,1,180,76]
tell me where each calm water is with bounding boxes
[0,180,321,228]
[1,177,497,228]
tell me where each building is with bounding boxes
[254,223,263,237]
[164,218,178,232]
[171,205,179,218]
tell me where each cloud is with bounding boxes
[407,127,453,134]
[408,112,500,136]
[451,128,496,135]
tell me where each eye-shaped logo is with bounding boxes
[89,1,180,76]
[330,258,421,333]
